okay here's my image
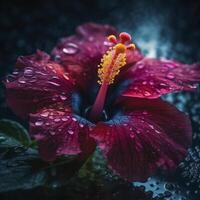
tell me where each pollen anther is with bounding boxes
[98,32,135,85]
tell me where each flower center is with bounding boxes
[90,32,135,121]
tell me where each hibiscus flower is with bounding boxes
[4,23,200,181]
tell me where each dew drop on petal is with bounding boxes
[79,124,84,128]
[54,118,61,122]
[48,81,60,87]
[68,130,74,135]
[24,68,34,77]
[18,78,26,84]
[63,43,79,55]
[40,112,49,117]
[166,72,175,79]
[149,81,154,85]
[143,91,151,97]
[142,81,147,85]
[136,130,140,134]
[12,71,19,75]
[149,124,154,129]
[50,131,56,135]
[72,117,77,122]
[138,64,144,69]
[35,121,44,126]
[63,73,70,80]
[61,116,69,121]
[60,95,67,101]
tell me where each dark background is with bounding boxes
[0,0,200,199]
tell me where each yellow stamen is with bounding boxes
[98,32,135,85]
[98,44,126,85]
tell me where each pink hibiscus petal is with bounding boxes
[51,23,143,89]
[122,58,200,98]
[30,107,95,162]
[90,98,192,181]
[51,23,116,89]
[4,50,74,119]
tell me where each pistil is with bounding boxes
[90,32,135,121]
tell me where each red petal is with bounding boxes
[30,107,95,162]
[90,98,192,181]
[51,23,117,89]
[4,50,74,119]
[122,58,200,98]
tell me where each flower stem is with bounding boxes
[90,82,108,121]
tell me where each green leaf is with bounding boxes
[0,149,47,192]
[0,119,31,148]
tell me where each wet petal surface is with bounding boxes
[4,50,74,119]
[30,107,95,161]
[122,58,200,98]
[91,98,192,181]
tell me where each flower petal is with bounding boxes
[51,23,117,89]
[122,58,200,98]
[90,98,192,181]
[4,50,74,119]
[30,107,95,162]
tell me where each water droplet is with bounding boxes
[143,91,151,96]
[79,124,84,128]
[72,117,77,122]
[40,112,49,117]
[13,70,19,75]
[63,73,70,80]
[155,129,161,133]
[138,64,144,69]
[188,84,196,89]
[60,95,67,101]
[142,81,147,85]
[149,124,154,129]
[61,116,69,121]
[166,72,175,79]
[48,81,60,86]
[18,78,26,84]
[24,68,34,77]
[50,131,56,135]
[35,121,43,126]
[63,43,79,55]
[136,130,140,134]
[68,130,74,135]
[54,118,60,122]
[149,81,154,85]
[160,82,167,86]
